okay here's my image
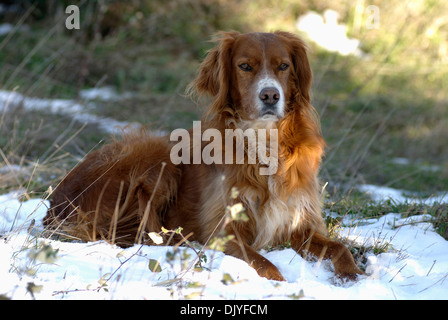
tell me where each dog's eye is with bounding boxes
[278,63,289,71]
[239,63,253,72]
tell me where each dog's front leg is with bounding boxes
[224,240,285,281]
[291,230,364,280]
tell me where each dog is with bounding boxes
[44,31,363,281]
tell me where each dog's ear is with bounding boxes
[275,31,312,103]
[188,31,239,98]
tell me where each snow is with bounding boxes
[296,10,365,57]
[358,184,448,205]
[1,188,447,300]
[0,89,134,134]
[0,23,14,36]
[79,87,134,101]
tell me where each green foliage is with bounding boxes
[148,259,162,273]
[221,273,235,285]
[26,282,43,299]
[209,233,235,252]
[28,243,59,264]
[288,289,305,300]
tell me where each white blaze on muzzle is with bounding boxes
[255,76,285,118]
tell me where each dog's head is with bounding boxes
[189,31,312,122]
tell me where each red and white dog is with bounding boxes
[45,31,363,281]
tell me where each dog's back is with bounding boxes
[45,131,181,245]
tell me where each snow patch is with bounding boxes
[0,23,14,36]
[358,184,447,205]
[79,87,134,101]
[296,10,365,57]
[0,89,136,134]
[1,191,447,300]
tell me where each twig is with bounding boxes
[426,260,436,277]
[389,263,407,283]
[92,180,110,241]
[110,180,125,244]
[135,162,167,244]
[105,244,145,286]
[418,273,448,293]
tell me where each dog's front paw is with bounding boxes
[252,260,286,281]
[334,261,365,281]
[259,266,286,282]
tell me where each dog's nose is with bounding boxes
[259,87,280,106]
